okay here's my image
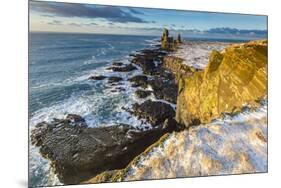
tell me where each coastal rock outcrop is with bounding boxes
[163,56,198,82]
[135,89,152,98]
[90,103,267,183]
[161,28,182,51]
[107,76,123,83]
[176,40,268,126]
[30,115,177,185]
[112,62,123,66]
[88,75,107,80]
[148,77,178,104]
[132,100,175,127]
[107,63,137,72]
[128,75,148,88]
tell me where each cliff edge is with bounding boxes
[176,40,268,126]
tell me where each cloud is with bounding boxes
[47,20,63,25]
[30,1,149,23]
[205,27,267,36]
[88,22,98,26]
[129,26,266,39]
[41,14,55,18]
[69,23,80,27]
[128,8,144,15]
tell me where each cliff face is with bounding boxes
[163,56,198,83]
[176,40,268,126]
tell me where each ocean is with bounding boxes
[29,32,161,187]
[28,32,249,187]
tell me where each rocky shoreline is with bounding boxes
[30,29,268,185]
[30,30,185,185]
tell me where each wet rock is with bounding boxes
[130,49,167,75]
[131,56,157,75]
[107,64,137,72]
[132,100,175,126]
[135,90,152,98]
[112,62,123,66]
[31,118,175,185]
[139,49,167,58]
[108,76,123,83]
[66,114,85,123]
[89,75,107,80]
[162,118,185,132]
[128,75,148,88]
[148,77,178,104]
[116,87,126,92]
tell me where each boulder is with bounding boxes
[66,114,85,123]
[132,100,175,126]
[107,64,137,72]
[128,75,148,88]
[88,75,107,80]
[108,76,123,83]
[148,77,178,104]
[130,49,167,75]
[112,62,123,66]
[135,90,152,98]
[131,56,158,75]
[176,40,268,126]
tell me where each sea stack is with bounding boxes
[160,28,182,51]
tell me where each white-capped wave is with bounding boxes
[29,143,62,187]
[144,38,160,46]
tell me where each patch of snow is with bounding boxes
[171,41,231,69]
[123,102,268,180]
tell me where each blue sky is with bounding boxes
[29,1,267,39]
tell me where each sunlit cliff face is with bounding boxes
[176,40,267,125]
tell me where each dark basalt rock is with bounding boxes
[130,49,178,103]
[162,118,185,132]
[132,100,175,127]
[108,76,123,83]
[30,116,175,185]
[135,90,152,98]
[131,56,157,75]
[128,75,148,88]
[66,114,85,123]
[138,49,168,59]
[130,49,168,75]
[148,77,178,104]
[89,75,107,80]
[115,87,126,92]
[107,64,137,72]
[112,62,123,66]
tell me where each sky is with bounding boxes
[29,0,267,39]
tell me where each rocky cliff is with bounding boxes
[83,39,268,184]
[176,40,268,126]
[85,102,267,183]
[163,56,198,83]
